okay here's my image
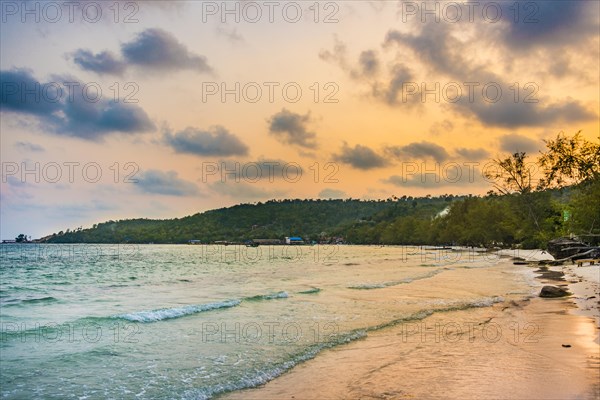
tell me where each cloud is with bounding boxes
[498,134,541,154]
[209,181,285,200]
[71,28,212,75]
[122,28,212,73]
[384,26,461,77]
[494,1,599,50]
[357,50,380,77]
[14,141,45,152]
[135,170,199,196]
[164,126,249,157]
[455,96,595,128]
[371,63,415,105]
[333,143,389,170]
[383,24,597,127]
[454,147,490,161]
[0,69,62,115]
[268,109,317,149]
[386,141,449,163]
[0,69,155,140]
[319,38,380,80]
[318,188,347,199]
[70,49,126,76]
[319,36,349,71]
[61,97,155,139]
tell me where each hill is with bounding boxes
[42,197,457,244]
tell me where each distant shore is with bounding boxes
[222,257,600,400]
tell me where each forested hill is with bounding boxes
[42,197,456,244]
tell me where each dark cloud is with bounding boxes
[0,69,155,140]
[135,170,198,196]
[386,141,449,163]
[357,50,379,77]
[58,91,154,139]
[14,141,44,152]
[494,1,598,50]
[384,25,461,77]
[455,95,595,128]
[318,188,347,199]
[333,143,389,170]
[0,69,62,115]
[164,126,249,157]
[498,134,541,154]
[70,50,126,76]
[371,63,415,105]
[384,23,597,127]
[122,28,212,73]
[268,109,317,149]
[71,29,212,75]
[455,147,489,161]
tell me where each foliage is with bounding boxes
[538,131,600,188]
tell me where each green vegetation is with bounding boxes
[45,132,599,248]
[15,234,29,243]
[44,197,453,244]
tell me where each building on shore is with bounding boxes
[285,236,304,245]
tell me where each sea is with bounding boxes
[0,244,540,399]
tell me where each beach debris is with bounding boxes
[547,237,600,259]
[539,285,570,298]
[561,344,572,348]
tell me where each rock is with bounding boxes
[540,285,570,298]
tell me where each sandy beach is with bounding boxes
[223,258,600,400]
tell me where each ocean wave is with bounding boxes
[348,269,444,290]
[115,299,242,323]
[184,329,368,400]
[297,287,321,294]
[21,296,59,304]
[187,295,505,400]
[2,296,59,307]
[244,291,289,301]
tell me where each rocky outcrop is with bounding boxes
[539,285,570,298]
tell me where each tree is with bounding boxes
[538,131,600,236]
[538,131,600,188]
[15,234,27,243]
[485,152,536,195]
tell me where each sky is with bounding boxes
[1,0,599,239]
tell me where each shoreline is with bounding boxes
[221,259,600,400]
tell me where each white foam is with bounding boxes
[116,299,241,323]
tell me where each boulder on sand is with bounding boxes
[540,285,570,298]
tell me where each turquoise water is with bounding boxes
[0,244,534,399]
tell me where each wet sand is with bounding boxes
[223,260,600,400]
